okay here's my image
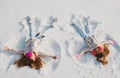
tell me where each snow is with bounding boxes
[0,0,120,78]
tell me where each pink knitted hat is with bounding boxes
[25,51,32,58]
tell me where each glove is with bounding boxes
[109,40,114,45]
[75,54,81,59]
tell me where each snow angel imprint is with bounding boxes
[3,16,57,70]
[70,15,114,65]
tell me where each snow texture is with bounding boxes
[0,0,120,78]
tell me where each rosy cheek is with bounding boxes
[30,56,35,61]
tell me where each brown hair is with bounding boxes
[96,44,110,65]
[14,53,45,70]
[103,44,110,57]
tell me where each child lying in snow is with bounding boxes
[70,16,114,65]
[3,39,57,70]
[3,16,57,70]
[75,35,113,65]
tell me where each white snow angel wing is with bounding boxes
[38,36,61,75]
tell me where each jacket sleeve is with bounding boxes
[8,49,24,54]
[100,40,113,46]
[79,48,91,56]
[38,51,54,58]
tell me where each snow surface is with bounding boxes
[0,0,120,78]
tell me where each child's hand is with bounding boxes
[75,54,81,59]
[3,46,10,51]
[109,40,114,45]
[52,56,57,60]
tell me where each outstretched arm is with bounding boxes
[100,40,114,46]
[3,46,24,54]
[79,48,90,56]
[76,48,90,59]
[38,51,57,60]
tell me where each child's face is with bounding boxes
[30,52,36,61]
[97,56,107,64]
[99,57,105,61]
[100,58,108,65]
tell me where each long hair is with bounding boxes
[96,44,110,65]
[103,44,110,57]
[14,53,45,70]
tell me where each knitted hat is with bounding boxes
[97,46,104,52]
[25,51,32,58]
